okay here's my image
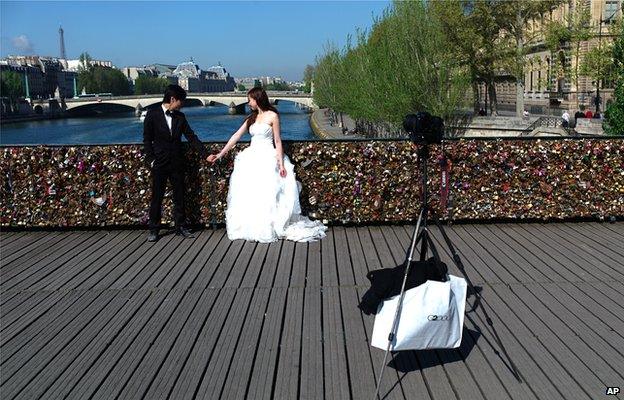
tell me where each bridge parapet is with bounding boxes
[1,138,622,227]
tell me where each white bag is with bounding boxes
[371,274,467,351]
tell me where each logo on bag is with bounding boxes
[427,314,449,321]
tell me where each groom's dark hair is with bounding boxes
[163,84,187,103]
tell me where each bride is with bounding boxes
[207,88,327,243]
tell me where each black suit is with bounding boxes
[143,105,207,230]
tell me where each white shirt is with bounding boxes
[162,104,173,132]
[562,112,570,122]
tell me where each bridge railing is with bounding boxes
[1,137,622,228]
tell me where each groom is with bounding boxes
[143,84,208,242]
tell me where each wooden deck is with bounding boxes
[1,222,623,400]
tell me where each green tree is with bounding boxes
[254,79,262,88]
[0,70,25,112]
[78,65,130,96]
[496,0,566,116]
[303,64,315,93]
[545,4,592,106]
[134,75,168,95]
[604,17,624,135]
[313,0,470,134]
[432,0,511,115]
[236,83,246,91]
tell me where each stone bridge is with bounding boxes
[63,92,316,114]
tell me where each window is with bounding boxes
[604,0,620,23]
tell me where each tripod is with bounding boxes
[372,142,521,400]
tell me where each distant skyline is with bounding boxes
[1,1,391,81]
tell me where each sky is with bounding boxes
[1,0,391,81]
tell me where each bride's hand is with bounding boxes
[207,154,219,163]
[279,165,287,178]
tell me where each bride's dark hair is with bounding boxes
[245,87,278,127]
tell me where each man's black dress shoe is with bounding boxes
[147,230,159,242]
[176,227,195,238]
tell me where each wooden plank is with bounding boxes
[104,233,178,290]
[218,288,272,400]
[36,231,134,291]
[272,240,295,288]
[136,235,201,290]
[332,227,378,399]
[167,289,237,399]
[345,227,368,287]
[0,290,40,323]
[245,287,288,400]
[1,231,103,291]
[321,227,339,287]
[1,289,118,393]
[485,284,595,400]
[186,231,235,290]
[334,227,355,286]
[290,242,308,288]
[563,282,624,335]
[255,240,283,288]
[489,224,569,283]
[113,288,206,400]
[1,231,65,266]
[38,289,160,400]
[62,289,174,399]
[520,224,619,282]
[206,239,247,288]
[0,289,93,353]
[458,225,523,284]
[272,287,305,399]
[539,224,624,277]
[0,231,54,260]
[321,285,351,400]
[73,231,154,290]
[140,288,220,400]
[157,230,214,289]
[2,231,95,277]
[238,243,270,288]
[299,286,324,399]
[476,225,551,283]
[579,223,624,253]
[503,224,596,283]
[173,229,225,290]
[525,283,624,375]
[221,240,260,288]
[9,289,149,400]
[305,239,322,287]
[0,290,70,345]
[189,287,256,400]
[79,289,188,400]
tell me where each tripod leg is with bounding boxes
[372,208,425,400]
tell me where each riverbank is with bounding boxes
[1,114,66,125]
[310,108,361,139]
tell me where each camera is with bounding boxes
[403,112,444,144]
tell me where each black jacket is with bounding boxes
[143,106,207,169]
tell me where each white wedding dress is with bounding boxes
[225,122,327,243]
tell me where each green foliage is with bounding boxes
[0,70,25,100]
[253,79,262,88]
[604,17,624,135]
[313,0,470,130]
[236,84,246,91]
[134,75,168,95]
[303,64,314,93]
[78,65,131,96]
